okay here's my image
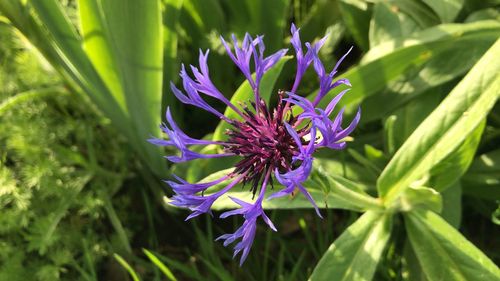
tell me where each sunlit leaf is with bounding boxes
[309,211,393,281]
[421,0,464,23]
[377,38,500,204]
[309,21,500,116]
[405,209,500,281]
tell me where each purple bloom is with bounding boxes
[148,108,232,163]
[312,46,353,105]
[151,25,359,264]
[216,171,276,265]
[170,173,246,220]
[221,33,288,101]
[290,23,328,93]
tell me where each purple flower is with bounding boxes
[150,25,359,265]
[312,46,353,105]
[148,108,232,163]
[221,33,288,101]
[216,172,276,265]
[290,23,328,93]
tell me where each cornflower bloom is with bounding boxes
[149,24,360,265]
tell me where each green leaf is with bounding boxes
[392,0,440,28]
[212,56,291,141]
[3,0,167,175]
[369,1,420,48]
[78,0,126,112]
[26,0,124,123]
[143,249,177,281]
[96,0,165,175]
[176,160,382,212]
[309,211,393,281]
[392,186,442,214]
[376,38,500,204]
[113,254,141,281]
[309,21,500,115]
[421,0,464,23]
[314,155,378,185]
[428,120,485,192]
[465,8,500,23]
[389,86,444,151]
[338,0,371,51]
[441,182,462,228]
[405,209,500,281]
[360,21,500,124]
[403,241,429,281]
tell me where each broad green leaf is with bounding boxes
[465,8,500,23]
[174,160,382,212]
[391,0,440,28]
[361,22,499,125]
[369,1,420,48]
[362,21,500,62]
[421,0,464,23]
[212,56,291,141]
[360,21,500,124]
[309,211,393,281]
[182,0,224,35]
[208,177,379,212]
[309,21,500,115]
[403,240,428,281]
[3,0,167,176]
[390,86,443,150]
[463,149,500,184]
[97,0,165,175]
[314,156,378,185]
[405,209,500,281]
[441,182,462,228]
[0,0,122,130]
[392,186,442,214]
[306,164,382,211]
[27,0,124,123]
[377,38,500,204]
[78,0,126,112]
[428,120,485,192]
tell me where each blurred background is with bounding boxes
[0,0,499,280]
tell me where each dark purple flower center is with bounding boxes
[224,91,302,196]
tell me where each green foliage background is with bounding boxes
[0,0,499,280]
